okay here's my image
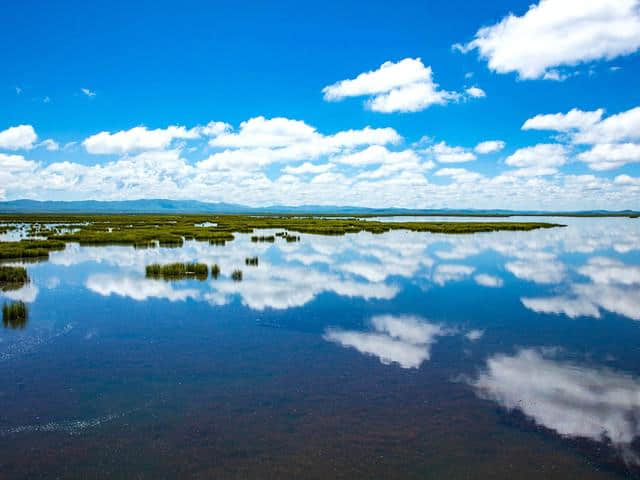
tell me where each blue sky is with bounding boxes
[1,0,640,209]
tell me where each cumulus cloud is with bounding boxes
[0,125,38,150]
[83,125,203,154]
[522,108,605,132]
[322,58,460,113]
[522,106,640,171]
[427,141,477,163]
[465,86,486,98]
[474,140,505,154]
[455,0,640,79]
[578,143,640,170]
[504,144,567,176]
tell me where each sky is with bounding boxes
[1,0,640,210]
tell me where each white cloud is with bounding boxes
[456,0,640,79]
[465,86,486,98]
[81,88,96,97]
[505,144,567,176]
[474,140,505,154]
[0,153,38,172]
[578,143,640,170]
[522,108,604,132]
[282,162,334,175]
[0,125,38,150]
[333,145,418,166]
[83,125,201,154]
[427,141,477,163]
[615,174,640,185]
[322,58,459,113]
[210,116,319,148]
[39,139,60,151]
[573,106,640,144]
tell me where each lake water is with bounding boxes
[1,217,640,479]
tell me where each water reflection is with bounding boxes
[471,348,640,463]
[1,217,640,476]
[325,315,451,368]
[522,256,640,321]
[2,301,28,329]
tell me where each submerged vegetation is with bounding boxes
[231,269,243,282]
[0,266,29,291]
[2,301,28,329]
[145,262,209,281]
[0,215,564,258]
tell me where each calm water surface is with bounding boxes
[1,217,640,479]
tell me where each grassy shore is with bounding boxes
[0,214,564,258]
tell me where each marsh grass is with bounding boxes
[0,239,66,261]
[0,214,564,255]
[2,301,28,329]
[231,269,243,281]
[211,264,220,279]
[0,266,29,291]
[245,256,259,266]
[145,262,209,281]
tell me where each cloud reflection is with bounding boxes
[471,348,640,461]
[324,314,449,368]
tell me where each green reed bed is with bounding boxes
[2,301,28,329]
[0,266,29,291]
[145,262,209,281]
[0,214,564,254]
[0,239,66,260]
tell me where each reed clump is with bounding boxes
[0,266,29,291]
[2,301,28,329]
[245,256,259,266]
[211,264,220,279]
[145,262,209,280]
[251,235,275,242]
[231,269,243,281]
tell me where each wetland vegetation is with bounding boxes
[0,266,29,291]
[0,214,564,260]
[145,262,209,281]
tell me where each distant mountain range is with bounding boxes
[0,199,637,216]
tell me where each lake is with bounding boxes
[1,216,639,479]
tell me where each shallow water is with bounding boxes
[1,217,640,479]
